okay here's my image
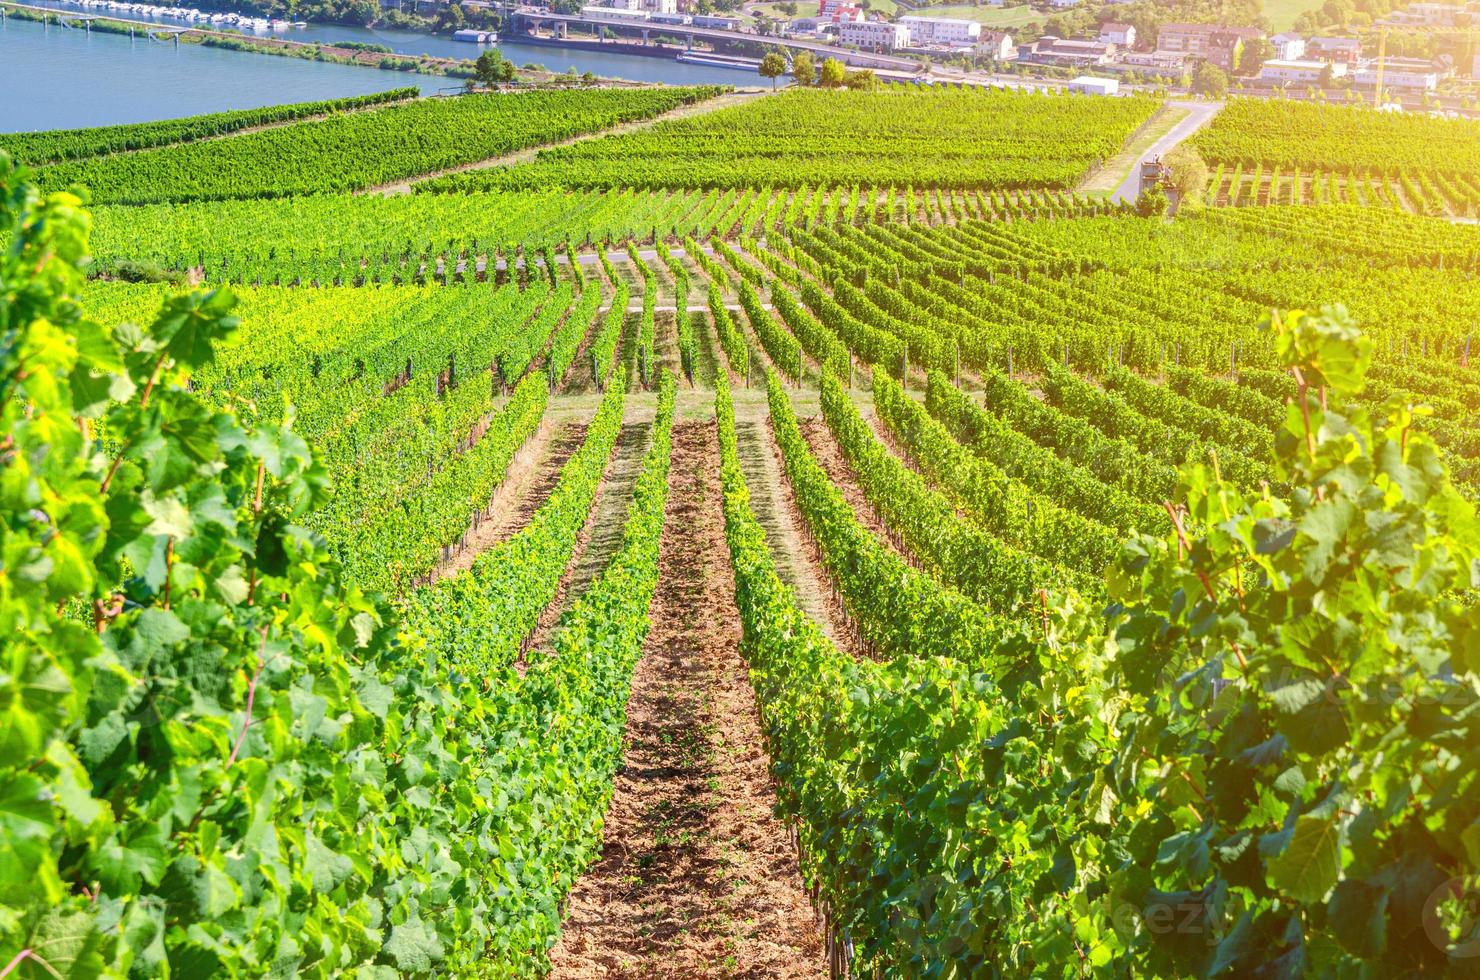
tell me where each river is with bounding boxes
[1,1,752,132]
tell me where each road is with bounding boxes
[1111,99,1222,204]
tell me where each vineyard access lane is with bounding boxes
[548,420,823,978]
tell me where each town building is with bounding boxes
[839,18,911,50]
[1259,58,1347,83]
[1120,48,1189,71]
[1270,31,1305,59]
[642,0,678,13]
[1068,75,1120,94]
[1156,23,1264,70]
[1353,57,1445,90]
[976,29,1016,60]
[899,15,982,46]
[1048,0,1081,8]
[1098,22,1135,46]
[1473,51,1480,78]
[1019,35,1116,65]
[1307,36,1363,64]
[1381,2,1473,26]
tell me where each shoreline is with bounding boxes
[0,1,656,87]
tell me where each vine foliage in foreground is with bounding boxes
[0,155,566,975]
[1053,307,1480,974]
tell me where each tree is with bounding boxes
[818,55,847,87]
[1319,62,1335,88]
[791,49,815,86]
[474,49,508,88]
[1191,60,1228,97]
[759,51,787,89]
[1162,145,1208,209]
[843,67,877,89]
[1135,182,1169,217]
[581,70,596,86]
[1236,36,1273,76]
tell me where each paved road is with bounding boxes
[1111,100,1223,204]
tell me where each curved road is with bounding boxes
[1111,99,1223,203]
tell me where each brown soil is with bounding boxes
[750,412,869,661]
[548,421,823,980]
[797,415,915,565]
[430,419,587,583]
[525,420,652,654]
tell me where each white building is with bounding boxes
[1354,58,1443,90]
[642,0,677,13]
[1259,58,1346,83]
[1048,0,1081,8]
[976,29,1015,60]
[1068,75,1120,94]
[1098,22,1135,46]
[1271,31,1305,59]
[839,19,910,49]
[899,15,982,46]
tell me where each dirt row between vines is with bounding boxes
[431,418,587,583]
[549,420,823,980]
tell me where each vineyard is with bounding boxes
[415,88,1162,192]
[6,82,1480,979]
[1194,98,1480,218]
[31,87,725,204]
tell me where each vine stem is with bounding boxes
[1,950,61,980]
[227,627,270,767]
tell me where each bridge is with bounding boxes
[507,6,925,71]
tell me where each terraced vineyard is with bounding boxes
[7,84,1480,979]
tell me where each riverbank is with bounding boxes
[3,1,641,85]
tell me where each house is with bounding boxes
[839,19,911,50]
[1099,22,1135,46]
[1259,58,1346,83]
[1048,0,1081,8]
[812,0,867,25]
[898,15,982,46]
[1157,22,1264,70]
[1308,36,1362,64]
[976,29,1016,60]
[642,0,677,13]
[1020,35,1116,65]
[1353,57,1445,90]
[1271,31,1305,59]
[1068,75,1120,94]
[1473,51,1480,78]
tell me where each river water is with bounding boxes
[1,1,751,132]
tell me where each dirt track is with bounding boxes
[549,420,822,979]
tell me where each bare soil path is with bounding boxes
[549,421,823,980]
[429,418,586,583]
[525,417,654,653]
[726,392,866,658]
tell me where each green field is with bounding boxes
[908,1,1043,26]
[1261,0,1327,30]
